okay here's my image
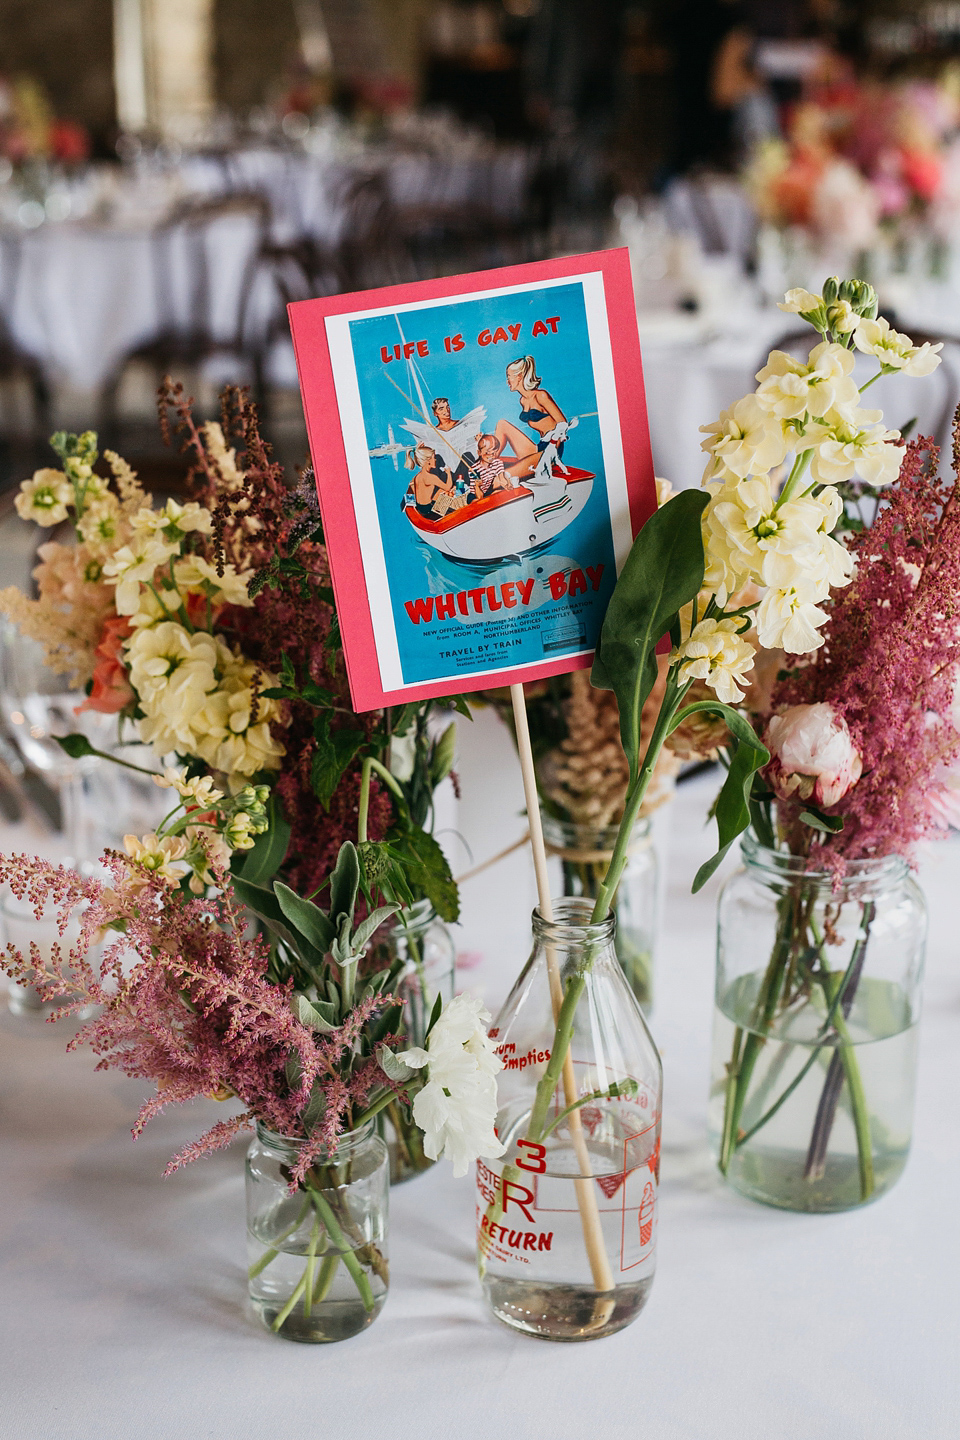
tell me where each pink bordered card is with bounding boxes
[288,247,656,711]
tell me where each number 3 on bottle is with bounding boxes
[516,1139,546,1173]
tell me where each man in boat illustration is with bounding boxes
[404,442,466,519]
[403,396,486,482]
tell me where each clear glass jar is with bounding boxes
[477,899,662,1341]
[246,1120,388,1342]
[543,814,658,1011]
[709,836,927,1213]
[367,900,456,1184]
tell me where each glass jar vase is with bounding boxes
[368,900,456,1184]
[543,814,658,1011]
[246,1121,388,1342]
[710,836,927,1213]
[477,899,662,1341]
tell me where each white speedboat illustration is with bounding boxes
[404,463,595,562]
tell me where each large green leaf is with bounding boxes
[592,489,709,771]
[328,842,361,928]
[275,881,336,953]
[310,716,366,810]
[234,793,290,886]
[667,701,769,892]
[391,827,459,923]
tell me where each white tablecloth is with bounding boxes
[2,709,958,1439]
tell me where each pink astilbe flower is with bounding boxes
[0,852,404,1178]
[771,430,960,868]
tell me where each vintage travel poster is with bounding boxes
[289,250,656,710]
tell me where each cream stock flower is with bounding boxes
[809,411,903,488]
[778,288,824,318]
[102,536,179,614]
[700,394,787,483]
[153,768,224,806]
[673,618,756,705]
[192,657,286,778]
[126,622,220,748]
[396,992,505,1179]
[123,831,189,883]
[755,341,859,421]
[77,498,124,555]
[173,555,253,608]
[853,316,943,376]
[15,470,73,526]
[131,499,213,540]
[755,577,830,653]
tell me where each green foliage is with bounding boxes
[310,716,366,810]
[799,808,844,835]
[666,702,769,892]
[592,489,709,772]
[234,793,291,886]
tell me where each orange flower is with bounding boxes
[78,614,134,714]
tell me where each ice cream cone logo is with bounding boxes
[638,1181,655,1247]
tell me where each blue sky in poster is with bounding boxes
[348,281,618,688]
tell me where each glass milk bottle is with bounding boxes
[477,899,662,1340]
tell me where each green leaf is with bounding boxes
[377,1044,420,1083]
[429,723,457,787]
[310,717,365,809]
[592,489,709,771]
[234,794,290,886]
[300,1083,327,1136]
[54,733,99,760]
[328,842,361,928]
[274,882,336,954]
[389,703,419,738]
[392,828,459,923]
[293,995,338,1032]
[424,989,444,1040]
[351,904,400,953]
[677,702,769,893]
[799,808,844,834]
[450,695,473,720]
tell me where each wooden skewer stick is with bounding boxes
[509,684,614,1294]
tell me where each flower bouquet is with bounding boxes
[478,275,947,1334]
[0,386,505,1339]
[0,387,467,1178]
[0,835,502,1340]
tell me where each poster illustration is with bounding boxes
[289,250,656,710]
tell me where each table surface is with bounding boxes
[1,722,959,1440]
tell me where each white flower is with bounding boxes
[700,394,787,483]
[123,831,189,883]
[778,288,824,318]
[754,577,830,653]
[126,622,220,748]
[765,702,863,808]
[809,411,903,488]
[755,341,859,421]
[173,555,252,608]
[77,499,124,555]
[185,826,233,891]
[153,768,224,806]
[225,811,257,849]
[102,536,179,614]
[853,316,943,376]
[191,655,286,779]
[655,476,675,507]
[396,992,505,1179]
[673,618,756,705]
[15,469,73,526]
[131,499,213,541]
[825,298,859,335]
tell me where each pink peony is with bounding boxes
[764,702,863,809]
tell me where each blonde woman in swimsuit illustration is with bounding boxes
[493,355,567,479]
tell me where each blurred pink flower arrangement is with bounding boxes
[746,71,960,249]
